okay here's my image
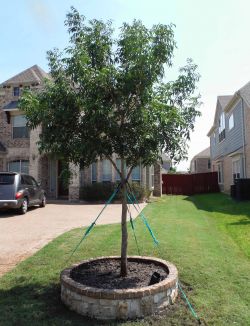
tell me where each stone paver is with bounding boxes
[0,202,146,276]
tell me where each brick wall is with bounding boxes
[196,158,211,173]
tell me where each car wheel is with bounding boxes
[19,198,28,215]
[39,194,46,208]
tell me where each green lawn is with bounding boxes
[0,193,249,326]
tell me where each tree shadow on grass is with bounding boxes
[183,193,250,220]
[0,281,203,326]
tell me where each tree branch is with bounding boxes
[108,155,122,179]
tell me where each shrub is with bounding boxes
[80,182,151,202]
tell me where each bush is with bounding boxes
[80,182,151,202]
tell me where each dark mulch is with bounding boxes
[70,259,168,289]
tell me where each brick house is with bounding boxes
[190,147,211,173]
[207,82,250,192]
[0,65,162,199]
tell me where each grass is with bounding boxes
[0,193,249,325]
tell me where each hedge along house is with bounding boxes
[207,81,250,192]
[0,65,164,200]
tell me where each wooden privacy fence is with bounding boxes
[162,172,219,195]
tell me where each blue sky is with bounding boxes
[1,0,250,170]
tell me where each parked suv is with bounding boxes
[0,172,46,214]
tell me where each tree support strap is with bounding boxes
[126,191,159,246]
[65,183,121,263]
[126,184,201,323]
[127,202,141,255]
[178,281,201,324]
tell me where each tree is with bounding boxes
[20,7,200,277]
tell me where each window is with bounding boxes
[219,112,225,142]
[8,160,29,174]
[208,159,211,170]
[218,163,223,184]
[151,166,154,188]
[213,132,216,145]
[12,115,29,139]
[229,114,234,130]
[132,165,141,181]
[13,87,20,96]
[102,159,112,181]
[91,162,97,183]
[232,160,241,183]
[0,174,15,185]
[116,159,121,181]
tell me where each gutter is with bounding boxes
[239,93,247,178]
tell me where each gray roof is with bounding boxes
[0,142,6,153]
[1,65,49,86]
[192,147,210,159]
[238,81,250,106]
[218,95,233,109]
[2,100,19,111]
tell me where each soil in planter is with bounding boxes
[70,259,168,289]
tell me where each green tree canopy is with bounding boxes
[20,7,200,276]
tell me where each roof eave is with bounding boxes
[207,125,215,137]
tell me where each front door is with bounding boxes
[57,160,69,199]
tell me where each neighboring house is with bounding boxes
[0,65,162,200]
[207,82,250,192]
[161,153,172,174]
[190,147,211,173]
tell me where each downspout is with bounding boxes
[240,96,247,178]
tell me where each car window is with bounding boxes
[21,176,26,185]
[30,177,38,187]
[0,174,15,185]
[22,175,33,185]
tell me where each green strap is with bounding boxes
[127,203,141,255]
[66,183,121,262]
[126,191,159,246]
[178,281,200,322]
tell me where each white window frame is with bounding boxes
[102,159,112,182]
[228,113,234,130]
[91,162,97,183]
[8,160,29,174]
[232,158,241,184]
[151,166,154,189]
[132,164,141,182]
[12,114,29,139]
[219,112,225,142]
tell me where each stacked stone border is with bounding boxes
[61,256,178,320]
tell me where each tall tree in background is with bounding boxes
[20,7,200,276]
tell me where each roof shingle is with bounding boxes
[1,65,49,86]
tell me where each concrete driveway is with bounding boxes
[0,201,146,276]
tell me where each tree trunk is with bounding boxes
[120,158,128,277]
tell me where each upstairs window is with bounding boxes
[208,159,211,169]
[219,113,225,142]
[13,87,20,96]
[229,113,234,130]
[12,115,29,139]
